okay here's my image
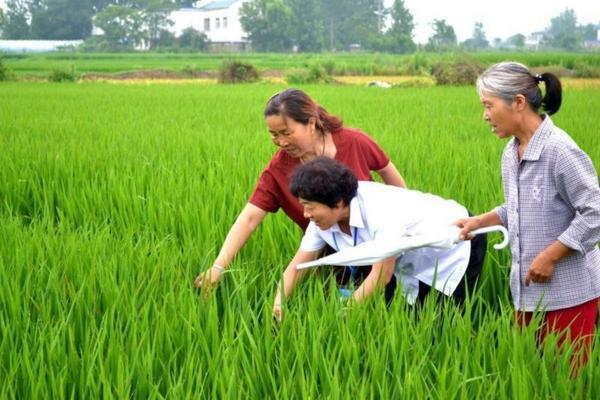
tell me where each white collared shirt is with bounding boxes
[300,181,471,303]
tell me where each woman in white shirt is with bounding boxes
[273,157,486,320]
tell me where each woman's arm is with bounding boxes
[273,249,320,321]
[352,256,396,303]
[376,162,407,188]
[195,203,267,289]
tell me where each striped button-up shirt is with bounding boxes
[494,116,600,311]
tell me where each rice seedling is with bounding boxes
[0,82,598,398]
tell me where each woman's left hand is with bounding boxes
[525,252,555,286]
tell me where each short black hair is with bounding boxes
[289,157,358,208]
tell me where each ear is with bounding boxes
[512,94,528,112]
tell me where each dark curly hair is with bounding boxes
[289,157,358,208]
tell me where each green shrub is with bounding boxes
[431,59,485,86]
[573,64,600,78]
[322,59,336,75]
[218,60,259,83]
[49,65,79,82]
[0,56,14,81]
[285,64,333,84]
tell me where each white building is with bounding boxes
[525,31,545,50]
[170,0,250,50]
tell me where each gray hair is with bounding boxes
[476,62,542,108]
[476,61,562,115]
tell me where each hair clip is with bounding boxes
[534,74,543,83]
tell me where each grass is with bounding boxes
[0,82,599,398]
[2,51,599,78]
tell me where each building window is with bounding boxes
[204,18,210,31]
[223,17,228,29]
[216,17,220,29]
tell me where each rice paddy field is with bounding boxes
[3,51,600,77]
[1,81,599,398]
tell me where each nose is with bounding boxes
[303,210,312,219]
[273,137,287,148]
[483,110,490,121]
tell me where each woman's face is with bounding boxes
[299,199,344,231]
[265,114,318,159]
[480,93,519,139]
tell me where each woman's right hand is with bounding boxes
[194,266,224,292]
[272,303,283,323]
[454,217,483,240]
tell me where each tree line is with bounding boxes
[0,0,596,52]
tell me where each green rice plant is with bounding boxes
[0,82,598,398]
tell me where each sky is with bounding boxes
[391,0,599,44]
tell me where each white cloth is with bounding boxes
[298,181,471,304]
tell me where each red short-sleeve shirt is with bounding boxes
[249,127,390,231]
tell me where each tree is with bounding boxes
[30,0,95,39]
[141,0,176,50]
[384,0,415,53]
[507,33,525,48]
[239,0,294,52]
[462,22,488,50]
[426,19,456,51]
[321,0,353,50]
[579,23,597,43]
[1,0,31,39]
[0,9,5,37]
[547,8,579,50]
[178,26,208,51]
[389,0,413,36]
[339,0,380,47]
[93,4,146,49]
[320,0,382,50]
[286,0,324,52]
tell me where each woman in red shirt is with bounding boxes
[195,88,406,291]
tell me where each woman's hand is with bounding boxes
[524,242,571,286]
[194,265,224,294]
[272,302,284,323]
[525,253,555,286]
[454,217,483,240]
[454,211,502,240]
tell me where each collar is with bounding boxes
[520,115,554,161]
[329,196,364,234]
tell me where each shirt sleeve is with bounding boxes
[554,146,600,255]
[355,131,390,171]
[248,169,280,213]
[299,222,327,252]
[494,204,508,227]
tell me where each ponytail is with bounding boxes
[540,72,562,115]
[317,105,343,133]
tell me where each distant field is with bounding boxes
[2,51,600,77]
[1,82,599,398]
